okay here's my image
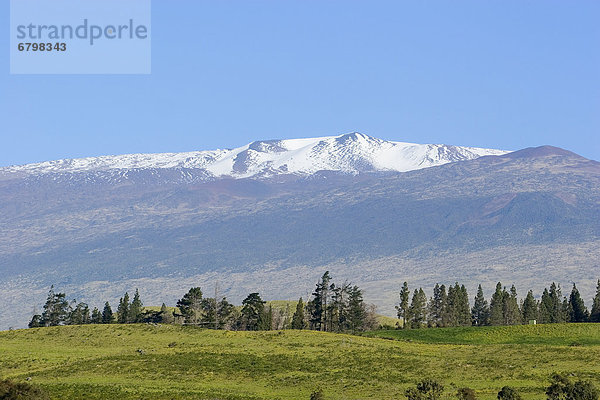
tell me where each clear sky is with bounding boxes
[1,0,599,167]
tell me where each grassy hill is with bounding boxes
[364,324,600,346]
[0,324,599,399]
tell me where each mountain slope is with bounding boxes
[0,141,598,330]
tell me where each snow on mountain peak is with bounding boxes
[2,133,508,179]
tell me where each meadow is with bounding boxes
[0,323,599,399]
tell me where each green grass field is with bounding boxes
[1,323,599,399]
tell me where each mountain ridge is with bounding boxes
[0,132,508,179]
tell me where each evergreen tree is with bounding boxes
[200,296,234,329]
[563,297,572,322]
[309,272,331,331]
[68,302,91,325]
[503,285,522,325]
[129,289,144,323]
[347,286,366,332]
[568,283,589,323]
[521,290,538,323]
[117,292,130,324]
[291,298,307,329]
[176,287,204,325]
[40,286,70,327]
[549,283,567,323]
[444,284,457,327]
[240,292,266,331]
[591,280,600,323]
[408,288,428,329]
[91,307,102,324]
[28,314,43,328]
[438,285,449,327]
[328,283,349,332]
[471,284,490,326]
[200,297,218,327]
[259,304,273,331]
[489,282,504,326]
[457,284,472,326]
[102,302,114,324]
[397,282,410,329]
[428,283,444,327]
[590,279,600,322]
[539,287,553,324]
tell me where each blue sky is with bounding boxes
[1,0,599,166]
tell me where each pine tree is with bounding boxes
[438,284,449,327]
[328,283,348,332]
[199,296,233,329]
[568,283,589,323]
[444,284,457,327]
[129,289,143,323]
[102,302,114,324]
[216,298,234,328]
[539,287,553,324]
[428,283,445,327]
[68,302,91,325]
[91,307,102,324]
[240,292,266,331]
[291,298,307,329]
[40,286,70,327]
[408,288,428,329]
[504,285,522,325]
[471,284,489,326]
[489,282,504,326]
[259,304,273,331]
[522,290,538,323]
[590,280,600,323]
[176,287,204,325]
[28,314,43,328]
[117,292,130,324]
[457,284,471,326]
[397,282,410,328]
[200,297,218,327]
[309,272,331,331]
[347,286,366,332]
[549,283,567,323]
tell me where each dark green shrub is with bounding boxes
[457,387,477,400]
[406,379,444,400]
[310,388,325,400]
[0,379,49,400]
[406,388,422,400]
[546,373,598,400]
[497,386,522,400]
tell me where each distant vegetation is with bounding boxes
[396,279,600,329]
[26,272,378,334]
[25,276,600,333]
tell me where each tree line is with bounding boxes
[397,280,600,328]
[27,278,600,331]
[28,272,376,332]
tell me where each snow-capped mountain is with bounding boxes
[2,132,508,179]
